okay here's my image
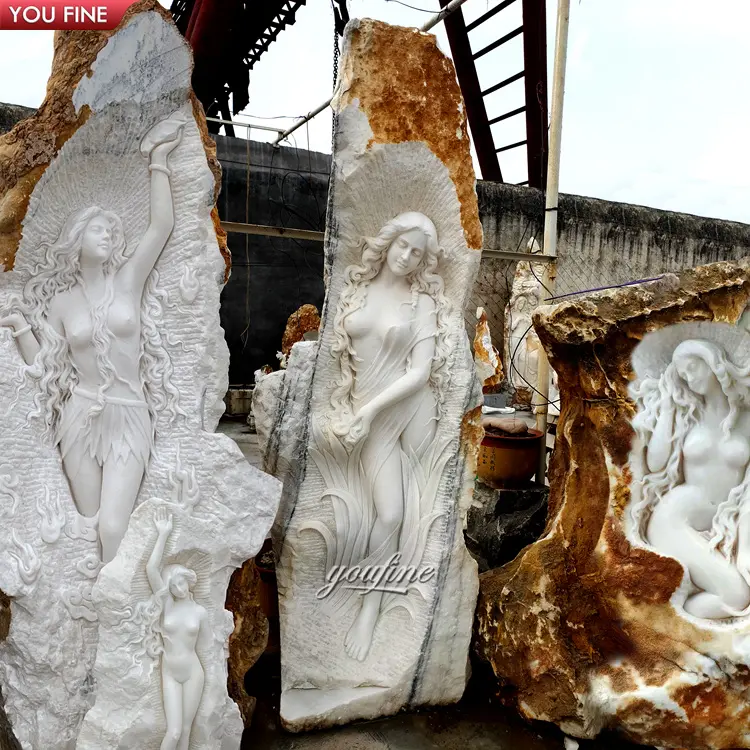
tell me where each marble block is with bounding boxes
[0,4,280,748]
[504,244,559,415]
[274,18,483,731]
[476,260,750,749]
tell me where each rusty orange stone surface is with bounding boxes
[338,19,482,252]
[474,260,750,749]
[225,559,269,726]
[281,304,321,357]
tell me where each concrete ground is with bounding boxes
[239,654,647,750]
[217,417,645,750]
[217,417,264,468]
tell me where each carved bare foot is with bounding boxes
[344,603,378,661]
[140,112,189,156]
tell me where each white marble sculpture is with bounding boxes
[0,115,185,564]
[275,19,482,730]
[504,246,559,416]
[305,212,452,661]
[629,322,750,620]
[505,260,542,397]
[0,10,281,749]
[147,508,208,750]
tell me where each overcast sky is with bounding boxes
[1,0,749,224]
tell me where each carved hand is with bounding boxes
[141,113,186,159]
[0,313,27,332]
[154,507,173,536]
[150,126,183,161]
[348,406,374,443]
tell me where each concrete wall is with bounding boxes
[0,102,35,134]
[476,183,750,355]
[215,136,330,384]
[4,106,749,382]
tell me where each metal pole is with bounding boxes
[533,0,570,484]
[220,222,325,242]
[272,0,473,146]
[205,117,286,134]
[220,221,557,262]
[420,0,473,31]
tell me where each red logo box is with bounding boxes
[0,0,134,30]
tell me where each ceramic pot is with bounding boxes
[477,428,544,487]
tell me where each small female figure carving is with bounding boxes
[147,508,209,750]
[0,115,185,562]
[315,211,452,660]
[630,328,750,619]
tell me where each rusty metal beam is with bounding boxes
[482,70,524,97]
[472,25,524,60]
[465,0,517,32]
[522,0,549,189]
[439,0,502,181]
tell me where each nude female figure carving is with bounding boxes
[307,211,453,661]
[147,507,209,750]
[0,114,185,563]
[630,326,750,619]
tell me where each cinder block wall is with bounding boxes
[476,183,750,356]
[4,103,748,380]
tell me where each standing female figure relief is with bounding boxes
[0,115,185,562]
[630,334,750,619]
[319,211,452,661]
[147,508,209,750]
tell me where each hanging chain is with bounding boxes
[331,24,340,150]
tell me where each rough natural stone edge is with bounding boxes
[0,0,228,275]
[225,559,269,726]
[475,259,750,747]
[339,18,482,251]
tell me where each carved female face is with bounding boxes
[169,573,191,599]
[79,215,114,265]
[674,353,717,396]
[385,228,428,277]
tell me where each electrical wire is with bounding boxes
[382,0,436,12]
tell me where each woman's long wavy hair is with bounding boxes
[329,212,451,436]
[110,564,198,674]
[141,565,198,662]
[629,339,750,561]
[14,206,181,444]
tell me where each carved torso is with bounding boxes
[161,597,204,683]
[681,417,750,501]
[343,286,418,373]
[55,281,143,398]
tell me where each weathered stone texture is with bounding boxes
[475,260,750,749]
[225,559,269,726]
[0,6,278,747]
[338,20,482,251]
[0,104,34,136]
[0,0,226,273]
[281,304,320,357]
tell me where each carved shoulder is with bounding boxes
[416,292,436,316]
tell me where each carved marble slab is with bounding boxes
[274,19,483,730]
[504,246,559,416]
[0,7,280,749]
[475,262,750,749]
[628,321,750,621]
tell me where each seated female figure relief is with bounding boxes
[629,323,750,619]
